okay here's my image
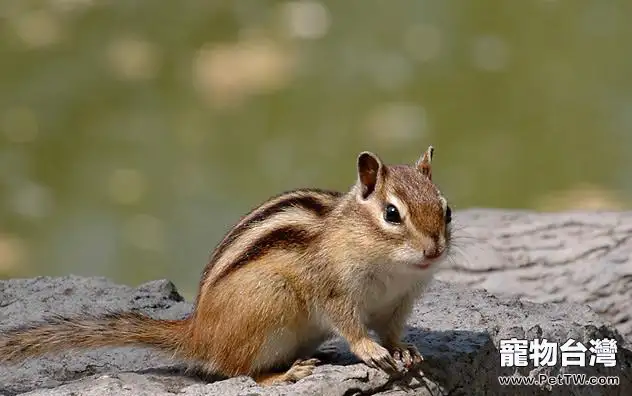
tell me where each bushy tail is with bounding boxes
[0,311,190,363]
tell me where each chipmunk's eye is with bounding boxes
[445,205,452,225]
[384,204,401,224]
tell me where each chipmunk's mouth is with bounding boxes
[413,260,434,270]
[413,253,445,270]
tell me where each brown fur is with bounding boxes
[0,146,452,386]
[0,312,189,363]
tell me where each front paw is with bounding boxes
[350,337,400,374]
[387,342,423,368]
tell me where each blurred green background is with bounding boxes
[1,0,631,299]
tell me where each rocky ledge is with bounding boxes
[436,209,632,341]
[1,209,631,395]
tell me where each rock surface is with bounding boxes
[1,275,631,395]
[1,209,632,395]
[437,209,632,341]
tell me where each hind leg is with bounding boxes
[196,265,320,385]
[254,335,329,385]
[248,330,326,385]
[254,358,320,385]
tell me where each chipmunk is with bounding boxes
[0,145,452,385]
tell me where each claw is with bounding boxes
[254,358,320,385]
[389,343,424,369]
[401,348,412,367]
[374,352,398,373]
[351,338,401,375]
[284,358,320,382]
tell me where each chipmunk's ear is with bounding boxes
[415,145,434,180]
[357,151,384,199]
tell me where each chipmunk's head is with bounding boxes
[353,145,451,274]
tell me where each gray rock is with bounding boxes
[436,209,632,341]
[1,274,630,395]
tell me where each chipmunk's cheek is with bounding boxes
[391,246,429,271]
[389,247,412,264]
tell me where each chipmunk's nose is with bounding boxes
[423,245,443,260]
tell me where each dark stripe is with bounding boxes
[225,225,316,274]
[196,189,340,296]
[209,189,336,264]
